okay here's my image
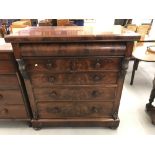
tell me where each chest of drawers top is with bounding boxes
[4,26,140,60]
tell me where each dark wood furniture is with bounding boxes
[0,38,31,123]
[146,76,155,124]
[130,43,155,85]
[5,26,140,129]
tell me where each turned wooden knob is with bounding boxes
[92,90,99,97]
[93,75,101,81]
[91,106,98,113]
[0,108,8,114]
[52,107,60,113]
[0,94,3,99]
[95,62,101,68]
[46,60,53,69]
[49,91,57,97]
[48,76,55,83]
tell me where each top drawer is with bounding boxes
[25,56,122,73]
[20,42,126,57]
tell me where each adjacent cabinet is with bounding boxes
[4,26,140,129]
[0,39,31,122]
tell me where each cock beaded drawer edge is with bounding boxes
[4,26,140,130]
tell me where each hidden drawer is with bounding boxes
[37,101,114,118]
[33,86,116,101]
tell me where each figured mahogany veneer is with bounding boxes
[5,26,140,129]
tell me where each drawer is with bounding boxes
[0,104,27,119]
[20,42,126,57]
[37,101,114,118]
[0,75,20,89]
[0,60,16,74]
[33,86,116,101]
[25,57,121,73]
[0,53,13,60]
[0,90,24,105]
[30,72,118,87]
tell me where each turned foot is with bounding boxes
[33,125,42,130]
[146,103,155,112]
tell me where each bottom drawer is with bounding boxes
[0,105,27,119]
[37,101,114,118]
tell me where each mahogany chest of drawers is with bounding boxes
[5,26,140,129]
[0,39,31,122]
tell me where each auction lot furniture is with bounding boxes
[0,38,31,123]
[5,26,140,130]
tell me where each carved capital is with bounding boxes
[119,58,129,78]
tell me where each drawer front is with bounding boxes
[30,72,118,87]
[0,53,13,60]
[20,43,126,57]
[0,75,20,89]
[0,60,16,74]
[25,57,121,73]
[0,90,24,105]
[0,105,27,119]
[33,87,116,101]
[37,101,114,118]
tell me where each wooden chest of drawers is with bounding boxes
[5,26,140,129]
[0,39,31,121]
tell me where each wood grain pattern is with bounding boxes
[33,86,116,101]
[4,26,140,129]
[0,75,20,89]
[25,57,121,73]
[5,26,140,43]
[37,101,114,118]
[29,71,118,87]
[0,104,27,118]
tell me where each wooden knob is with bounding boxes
[92,90,99,97]
[0,108,8,114]
[95,62,101,68]
[93,75,101,81]
[52,107,60,113]
[49,91,57,97]
[48,76,55,83]
[47,107,61,113]
[46,60,53,69]
[91,106,98,113]
[0,94,3,99]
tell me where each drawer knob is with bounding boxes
[91,106,98,113]
[49,91,57,97]
[0,94,3,100]
[52,107,60,113]
[93,75,101,81]
[0,108,8,114]
[47,107,61,113]
[48,76,55,83]
[46,61,53,69]
[95,62,101,68]
[92,90,99,97]
[70,61,76,72]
